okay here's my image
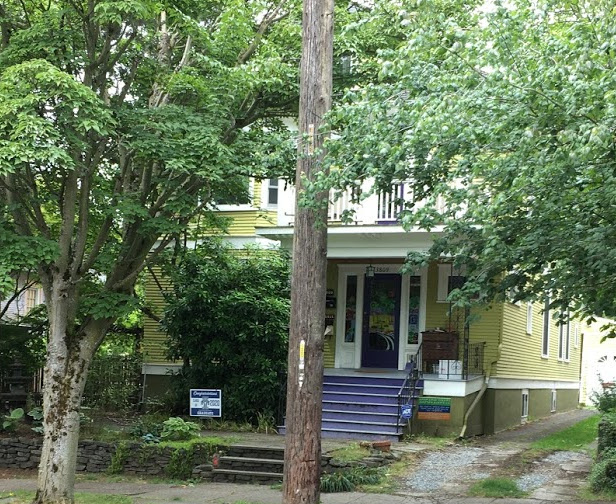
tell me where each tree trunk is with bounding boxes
[34,280,101,504]
[282,0,333,502]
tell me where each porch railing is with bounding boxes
[420,332,486,380]
[467,342,485,376]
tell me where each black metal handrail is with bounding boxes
[396,342,422,432]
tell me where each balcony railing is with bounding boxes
[419,331,485,380]
[277,181,447,227]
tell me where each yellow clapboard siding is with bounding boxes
[143,268,175,365]
[423,263,502,373]
[252,180,262,208]
[496,302,580,381]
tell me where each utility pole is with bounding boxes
[282,0,334,502]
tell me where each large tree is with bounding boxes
[324,0,616,327]
[0,1,302,501]
[0,1,410,501]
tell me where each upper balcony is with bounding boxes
[276,180,446,228]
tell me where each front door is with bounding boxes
[361,274,401,368]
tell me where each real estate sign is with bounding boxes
[189,389,222,417]
[417,396,451,420]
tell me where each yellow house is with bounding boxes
[141,179,281,393]
[142,180,583,439]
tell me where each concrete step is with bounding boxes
[225,445,285,460]
[211,468,282,485]
[218,456,283,474]
[322,419,399,434]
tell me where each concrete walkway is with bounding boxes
[0,480,614,504]
[0,409,608,504]
[0,480,613,504]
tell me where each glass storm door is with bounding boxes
[361,274,401,368]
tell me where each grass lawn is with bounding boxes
[327,443,371,462]
[0,490,132,503]
[530,414,600,452]
[578,485,616,502]
[468,477,527,498]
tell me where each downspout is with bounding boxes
[459,324,503,439]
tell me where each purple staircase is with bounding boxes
[278,368,423,442]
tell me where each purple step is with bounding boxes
[323,391,398,404]
[322,400,399,414]
[322,428,402,442]
[323,375,404,387]
[322,409,398,424]
[323,382,401,395]
[278,425,402,442]
[321,419,399,434]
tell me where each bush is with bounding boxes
[1,408,24,431]
[598,413,616,456]
[592,384,616,414]
[162,240,290,423]
[590,448,616,493]
[320,467,384,493]
[129,414,166,439]
[160,417,200,441]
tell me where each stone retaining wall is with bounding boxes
[0,438,399,480]
[0,438,218,478]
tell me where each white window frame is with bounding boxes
[558,311,571,362]
[266,178,279,208]
[526,302,533,335]
[565,319,571,362]
[574,323,579,348]
[551,389,557,412]
[542,297,550,358]
[521,389,529,421]
[437,264,466,303]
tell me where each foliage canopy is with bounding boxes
[324,0,616,327]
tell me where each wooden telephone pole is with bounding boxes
[282,0,334,503]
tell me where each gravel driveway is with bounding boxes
[401,409,598,499]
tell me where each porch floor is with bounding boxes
[324,368,408,379]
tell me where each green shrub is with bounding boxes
[590,448,616,493]
[598,413,616,456]
[161,417,200,441]
[166,447,194,480]
[107,442,130,475]
[320,467,383,492]
[592,384,616,414]
[162,241,290,423]
[129,414,166,439]
[2,408,24,431]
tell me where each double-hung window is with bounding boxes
[542,297,550,358]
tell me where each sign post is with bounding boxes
[189,389,222,418]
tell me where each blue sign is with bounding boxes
[190,389,222,417]
[400,404,413,419]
